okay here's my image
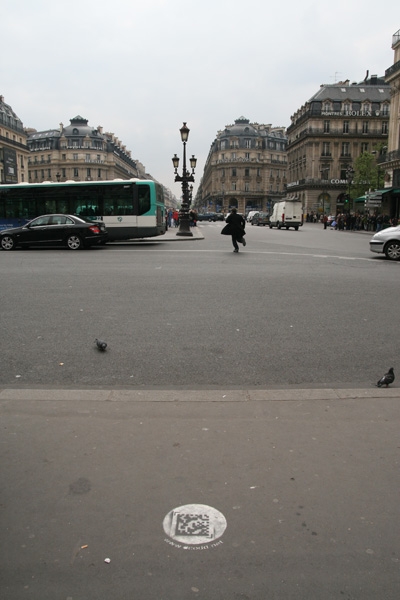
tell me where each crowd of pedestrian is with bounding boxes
[309,211,398,232]
[166,208,200,229]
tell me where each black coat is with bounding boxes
[225,212,246,238]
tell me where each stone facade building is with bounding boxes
[0,95,30,183]
[198,117,287,215]
[286,75,391,217]
[378,28,400,217]
[27,115,146,183]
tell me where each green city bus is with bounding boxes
[0,179,166,240]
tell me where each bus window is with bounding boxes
[102,184,133,215]
[138,184,151,215]
[3,194,36,218]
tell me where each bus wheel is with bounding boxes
[66,234,83,250]
[1,235,16,250]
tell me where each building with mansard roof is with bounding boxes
[378,28,400,219]
[0,95,30,183]
[27,115,146,183]
[286,74,391,216]
[198,117,287,215]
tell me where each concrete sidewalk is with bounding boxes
[145,226,204,242]
[1,384,400,600]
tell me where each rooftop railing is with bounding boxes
[385,59,400,79]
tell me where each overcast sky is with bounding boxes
[2,0,398,199]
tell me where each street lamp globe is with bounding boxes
[180,122,190,143]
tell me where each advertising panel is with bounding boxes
[3,147,18,183]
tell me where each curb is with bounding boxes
[0,387,398,403]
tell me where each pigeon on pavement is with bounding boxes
[376,367,394,387]
[95,338,107,351]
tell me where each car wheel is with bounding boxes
[66,234,83,250]
[384,241,400,261]
[1,235,16,250]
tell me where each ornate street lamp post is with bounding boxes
[172,123,197,237]
[345,165,355,214]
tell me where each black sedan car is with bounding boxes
[0,214,108,250]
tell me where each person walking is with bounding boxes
[225,208,246,252]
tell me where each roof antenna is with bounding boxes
[330,72,342,83]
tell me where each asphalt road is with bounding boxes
[0,222,398,388]
[1,224,400,599]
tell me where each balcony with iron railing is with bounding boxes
[288,125,389,142]
[385,59,400,80]
[0,134,29,150]
[378,149,400,164]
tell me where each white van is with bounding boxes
[270,200,303,230]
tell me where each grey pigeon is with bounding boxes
[376,367,394,387]
[95,338,107,351]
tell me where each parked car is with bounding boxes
[197,213,218,222]
[0,214,108,250]
[251,212,270,226]
[247,210,259,223]
[369,225,400,260]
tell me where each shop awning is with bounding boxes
[355,195,366,203]
[369,188,399,199]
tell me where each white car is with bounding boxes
[246,211,259,223]
[369,225,400,260]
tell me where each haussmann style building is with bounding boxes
[378,27,400,218]
[0,95,30,184]
[286,74,391,217]
[198,117,287,215]
[26,115,147,183]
